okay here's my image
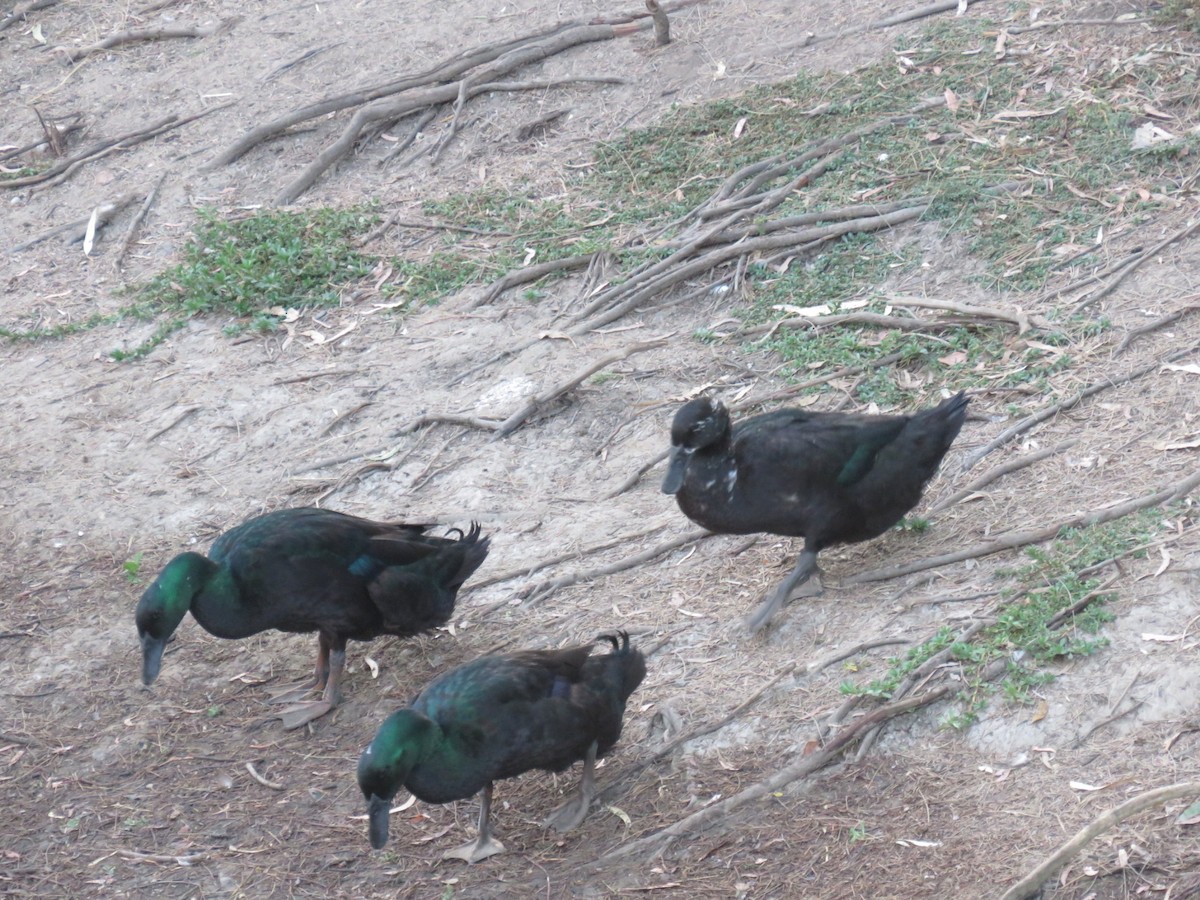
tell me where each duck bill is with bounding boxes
[661,447,689,495]
[367,794,391,849]
[141,634,166,685]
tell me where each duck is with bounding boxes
[663,392,969,632]
[134,507,490,729]
[357,631,646,863]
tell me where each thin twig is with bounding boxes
[471,524,670,589]
[245,761,284,790]
[1115,302,1200,355]
[1071,219,1200,314]
[53,18,239,62]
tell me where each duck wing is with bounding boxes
[735,410,909,488]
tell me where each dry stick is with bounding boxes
[9,194,140,253]
[961,342,1200,472]
[1045,573,1120,630]
[262,41,344,82]
[603,637,910,800]
[645,0,670,45]
[471,523,670,589]
[926,439,1080,514]
[998,782,1200,900]
[2,104,231,191]
[244,761,284,790]
[492,337,667,439]
[113,171,167,269]
[54,17,238,62]
[573,206,929,335]
[518,528,710,603]
[0,0,58,31]
[1001,16,1149,35]
[274,24,618,204]
[211,24,579,166]
[597,680,964,864]
[604,447,671,499]
[465,252,599,310]
[740,310,998,339]
[846,468,1200,586]
[116,849,210,864]
[1071,218,1200,314]
[886,295,1045,334]
[1115,302,1200,355]
[855,622,986,760]
[0,120,83,163]
[782,0,992,51]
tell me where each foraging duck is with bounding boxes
[357,631,646,863]
[135,507,490,729]
[663,392,969,632]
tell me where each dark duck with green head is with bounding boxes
[357,631,646,863]
[663,392,969,632]
[135,507,490,729]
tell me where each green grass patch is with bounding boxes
[841,509,1166,726]
[3,206,378,359]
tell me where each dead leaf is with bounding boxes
[938,350,968,366]
[733,117,747,139]
[896,838,943,848]
[1177,800,1200,826]
[364,656,379,679]
[606,805,632,826]
[1149,436,1200,451]
[1070,781,1106,792]
[1163,363,1200,375]
[944,88,960,112]
[1032,700,1048,723]
[1141,633,1184,643]
[1132,122,1177,150]
[992,107,1062,121]
[1143,103,1174,120]
[83,208,99,256]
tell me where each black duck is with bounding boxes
[135,507,490,728]
[357,631,646,863]
[663,392,969,632]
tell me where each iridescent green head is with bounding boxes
[357,710,438,850]
[134,552,211,685]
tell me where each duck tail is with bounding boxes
[589,631,647,704]
[445,522,491,591]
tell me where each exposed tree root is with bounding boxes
[846,468,1200,585]
[1,104,230,190]
[0,0,58,32]
[470,523,670,589]
[53,17,239,63]
[9,193,140,253]
[209,2,708,203]
[782,0,993,52]
[998,782,1200,900]
[1115,300,1200,355]
[927,438,1080,514]
[961,343,1200,471]
[113,171,167,269]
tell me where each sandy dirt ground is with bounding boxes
[2,0,1199,897]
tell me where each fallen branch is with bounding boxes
[2,104,231,190]
[9,193,140,253]
[885,294,1046,334]
[518,528,710,603]
[0,0,58,32]
[998,782,1200,900]
[113,171,168,269]
[846,468,1200,585]
[961,343,1200,471]
[1001,16,1150,36]
[596,677,967,864]
[1070,218,1200,314]
[782,0,992,51]
[926,439,1079,514]
[466,252,599,310]
[53,17,238,63]
[1115,301,1200,355]
[492,337,667,439]
[470,523,670,589]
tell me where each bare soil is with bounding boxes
[2,1,1199,898]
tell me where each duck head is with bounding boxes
[662,396,730,494]
[357,710,439,849]
[134,552,211,685]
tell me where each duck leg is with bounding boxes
[745,547,822,634]
[277,646,346,730]
[443,782,506,863]
[543,740,598,832]
[266,633,331,704]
